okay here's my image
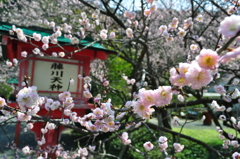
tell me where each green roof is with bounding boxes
[7,78,18,84]
[0,22,113,52]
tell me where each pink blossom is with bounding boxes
[154,86,172,107]
[59,91,71,101]
[138,89,156,107]
[0,97,6,107]
[196,15,203,22]
[190,44,198,51]
[101,125,110,132]
[121,132,131,145]
[103,80,109,86]
[58,52,65,57]
[13,58,18,65]
[214,85,226,94]
[159,142,168,151]
[159,136,167,143]
[47,123,56,130]
[178,28,186,37]
[26,123,34,130]
[92,108,103,119]
[150,5,157,12]
[89,145,96,152]
[185,62,213,89]
[6,61,12,67]
[159,25,167,33]
[173,143,184,152]
[196,49,220,69]
[21,51,28,58]
[232,152,240,159]
[232,140,239,147]
[41,128,48,134]
[219,115,226,121]
[22,146,31,155]
[133,100,154,119]
[109,32,116,39]
[218,15,240,38]
[143,141,154,151]
[84,76,92,83]
[126,28,133,38]
[70,79,74,85]
[146,0,155,4]
[177,94,184,102]
[219,47,240,64]
[144,10,151,17]
[17,112,31,121]
[170,74,189,87]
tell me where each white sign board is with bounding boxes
[32,58,82,95]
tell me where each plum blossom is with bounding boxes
[219,115,226,121]
[232,140,239,147]
[178,27,186,37]
[171,116,180,126]
[17,112,31,121]
[21,51,28,58]
[154,86,173,107]
[144,10,151,16]
[159,25,167,33]
[226,107,232,112]
[232,88,239,99]
[133,100,153,119]
[84,76,92,83]
[89,145,96,152]
[214,85,226,94]
[232,152,240,159]
[196,14,203,22]
[143,141,154,151]
[232,78,240,85]
[121,132,131,145]
[70,79,74,85]
[159,136,168,151]
[218,15,240,38]
[109,32,115,39]
[33,33,41,41]
[185,62,213,89]
[196,49,220,69]
[33,48,40,54]
[0,97,6,107]
[150,5,157,12]
[26,123,34,130]
[177,94,184,102]
[83,90,93,98]
[41,128,48,134]
[22,146,31,155]
[47,123,56,130]
[173,143,184,152]
[6,61,12,67]
[126,28,133,38]
[16,86,40,111]
[219,47,240,64]
[58,52,65,57]
[190,44,198,51]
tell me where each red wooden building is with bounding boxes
[0,22,113,157]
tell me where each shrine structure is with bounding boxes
[0,22,113,158]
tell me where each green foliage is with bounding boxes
[172,128,236,159]
[103,55,133,105]
[0,82,13,99]
[105,127,162,159]
[104,126,236,159]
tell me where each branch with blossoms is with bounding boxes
[2,0,240,158]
